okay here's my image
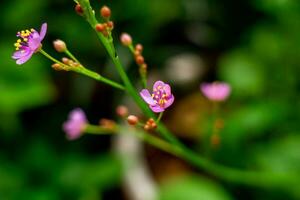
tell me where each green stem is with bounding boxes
[85,124,115,134]
[75,67,125,90]
[156,112,164,123]
[134,129,295,188]
[39,49,125,91]
[65,49,81,64]
[39,49,67,67]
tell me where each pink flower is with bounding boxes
[12,23,47,65]
[201,82,231,102]
[63,108,88,140]
[140,81,175,113]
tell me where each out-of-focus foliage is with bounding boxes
[159,175,232,200]
[0,0,299,199]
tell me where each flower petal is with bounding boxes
[164,94,174,109]
[153,80,165,91]
[28,32,41,51]
[150,104,165,113]
[39,23,47,41]
[140,89,156,105]
[12,48,31,59]
[163,84,172,96]
[16,51,33,65]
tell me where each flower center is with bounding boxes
[14,28,35,51]
[152,86,169,107]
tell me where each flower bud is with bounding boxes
[135,44,143,52]
[116,105,129,117]
[53,39,67,52]
[100,6,111,18]
[95,23,105,32]
[120,33,132,46]
[52,63,62,71]
[127,115,139,125]
[62,57,70,64]
[107,21,114,29]
[135,55,144,65]
[75,4,83,15]
[144,124,151,131]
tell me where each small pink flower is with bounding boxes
[201,82,231,102]
[63,108,88,140]
[12,23,47,65]
[140,81,175,113]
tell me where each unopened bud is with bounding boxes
[95,23,105,32]
[135,44,143,52]
[116,105,128,117]
[148,118,155,124]
[62,57,69,64]
[100,6,111,18]
[134,50,140,57]
[52,63,62,71]
[135,55,144,65]
[144,124,151,131]
[75,4,83,15]
[120,33,132,46]
[107,21,114,29]
[53,39,67,52]
[127,115,139,125]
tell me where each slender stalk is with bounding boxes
[133,129,296,188]
[156,112,164,123]
[65,49,81,64]
[40,49,125,91]
[75,67,125,90]
[39,49,67,67]
[85,124,115,134]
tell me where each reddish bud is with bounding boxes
[116,105,129,117]
[134,50,140,57]
[144,124,151,131]
[75,4,83,15]
[95,23,105,32]
[107,21,114,29]
[100,6,111,18]
[135,44,143,52]
[52,63,62,71]
[120,33,132,46]
[53,39,67,52]
[62,57,69,64]
[151,122,157,129]
[127,115,139,125]
[135,55,144,65]
[148,118,155,124]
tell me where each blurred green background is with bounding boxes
[0,0,300,199]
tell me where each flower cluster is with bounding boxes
[12,23,47,65]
